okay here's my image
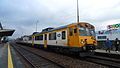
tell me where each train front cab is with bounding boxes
[68,23,97,53]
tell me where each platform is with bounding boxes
[95,49,120,55]
[0,43,27,68]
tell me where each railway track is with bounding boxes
[85,55,120,68]
[11,42,108,68]
[95,52,120,59]
[11,43,63,68]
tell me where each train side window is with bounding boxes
[49,33,51,40]
[35,36,38,40]
[62,31,66,39]
[35,35,43,40]
[29,36,32,40]
[39,35,43,40]
[49,32,56,40]
[69,28,73,36]
[97,36,106,39]
[54,32,56,40]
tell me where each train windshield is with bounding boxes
[79,27,95,36]
[79,27,88,36]
[89,29,96,36]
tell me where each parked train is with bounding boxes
[96,29,120,49]
[18,22,97,56]
[96,30,120,41]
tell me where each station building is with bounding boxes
[96,23,120,49]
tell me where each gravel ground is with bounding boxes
[19,45,108,68]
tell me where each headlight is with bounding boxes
[83,46,86,50]
[81,39,84,44]
[81,41,84,44]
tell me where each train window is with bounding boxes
[79,27,88,36]
[35,36,39,40]
[97,36,106,39]
[39,35,43,40]
[62,31,66,39]
[29,36,32,40]
[49,34,51,40]
[35,35,43,40]
[69,28,73,36]
[74,29,77,33]
[89,29,95,36]
[86,28,90,35]
[49,32,56,40]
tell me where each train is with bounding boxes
[96,29,120,49]
[18,22,97,56]
[96,30,120,41]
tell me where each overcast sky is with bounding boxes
[1,0,120,38]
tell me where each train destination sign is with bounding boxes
[107,23,120,30]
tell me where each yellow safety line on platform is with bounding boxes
[8,43,13,68]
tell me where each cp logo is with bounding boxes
[57,34,61,37]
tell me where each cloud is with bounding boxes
[0,0,120,38]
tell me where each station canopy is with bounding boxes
[0,29,15,37]
[0,22,15,37]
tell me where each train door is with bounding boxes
[68,26,79,47]
[44,34,47,48]
[32,36,35,46]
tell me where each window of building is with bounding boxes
[49,32,56,40]
[62,31,66,39]
[97,36,106,39]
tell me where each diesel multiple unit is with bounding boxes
[19,22,97,56]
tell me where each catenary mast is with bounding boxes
[77,0,79,23]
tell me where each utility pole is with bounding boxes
[36,20,39,32]
[0,21,3,30]
[77,0,79,23]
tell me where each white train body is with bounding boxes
[22,29,68,47]
[96,30,120,41]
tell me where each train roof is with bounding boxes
[32,22,94,35]
[40,25,67,34]
[96,29,120,35]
